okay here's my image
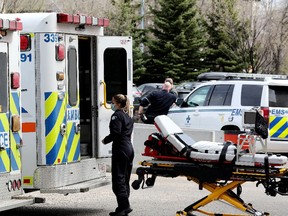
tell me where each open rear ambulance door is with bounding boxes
[95,36,133,158]
[0,43,11,174]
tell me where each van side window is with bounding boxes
[186,85,211,107]
[269,86,288,107]
[241,85,263,106]
[208,85,234,106]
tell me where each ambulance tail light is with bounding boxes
[20,34,31,51]
[55,44,65,61]
[11,72,20,89]
[260,107,269,125]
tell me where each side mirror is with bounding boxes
[175,98,184,106]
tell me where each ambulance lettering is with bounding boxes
[0,132,9,149]
[271,109,286,116]
[231,109,242,116]
[67,108,80,122]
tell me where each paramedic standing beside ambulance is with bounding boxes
[102,94,134,216]
[138,81,177,124]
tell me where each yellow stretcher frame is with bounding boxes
[176,179,266,216]
[135,160,288,216]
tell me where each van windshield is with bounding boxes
[269,86,288,107]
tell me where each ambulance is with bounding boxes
[3,12,133,195]
[0,16,37,211]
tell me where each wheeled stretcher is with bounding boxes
[133,115,288,216]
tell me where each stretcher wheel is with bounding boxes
[146,177,155,187]
[132,180,141,190]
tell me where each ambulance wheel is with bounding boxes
[132,180,141,190]
[146,177,155,187]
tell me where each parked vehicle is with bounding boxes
[168,72,288,154]
[138,83,163,97]
[176,81,201,99]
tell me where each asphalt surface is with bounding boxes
[2,173,288,216]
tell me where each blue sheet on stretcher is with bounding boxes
[143,115,287,167]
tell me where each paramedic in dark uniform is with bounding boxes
[138,81,177,124]
[102,94,134,216]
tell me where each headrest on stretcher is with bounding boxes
[154,115,183,138]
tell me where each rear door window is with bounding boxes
[269,86,288,107]
[241,85,263,106]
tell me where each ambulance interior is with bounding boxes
[78,36,128,158]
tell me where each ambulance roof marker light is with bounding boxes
[57,13,73,23]
[86,16,92,25]
[73,14,80,24]
[57,13,109,27]
[0,18,23,31]
[92,17,98,26]
[103,18,109,27]
[79,15,86,25]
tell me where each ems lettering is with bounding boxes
[271,109,285,115]
[67,109,80,122]
[231,109,241,116]
[0,132,9,148]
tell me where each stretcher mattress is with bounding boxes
[151,115,287,166]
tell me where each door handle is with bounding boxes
[100,80,111,110]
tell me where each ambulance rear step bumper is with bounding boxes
[39,176,111,194]
[0,196,45,212]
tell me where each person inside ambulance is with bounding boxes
[102,94,134,216]
[138,81,177,124]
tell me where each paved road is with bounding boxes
[2,173,287,216]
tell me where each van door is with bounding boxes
[0,43,10,173]
[64,34,80,163]
[198,84,234,130]
[168,85,213,128]
[95,36,133,158]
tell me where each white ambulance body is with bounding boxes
[4,13,133,194]
[0,17,37,211]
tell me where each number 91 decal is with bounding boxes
[21,53,32,62]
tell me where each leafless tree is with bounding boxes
[0,0,45,13]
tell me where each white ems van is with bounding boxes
[168,73,288,154]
